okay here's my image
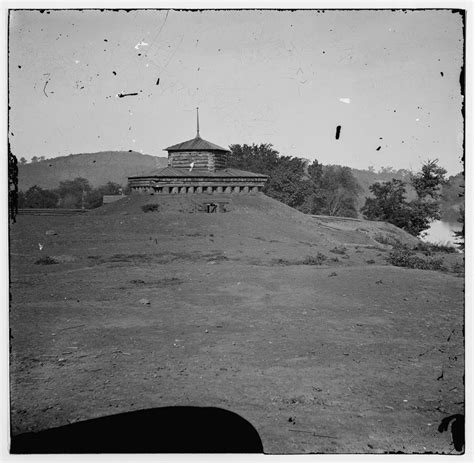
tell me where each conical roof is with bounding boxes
[164,135,229,152]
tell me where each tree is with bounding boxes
[454,206,464,250]
[56,177,92,208]
[17,190,26,208]
[85,182,123,209]
[293,163,361,217]
[23,185,59,208]
[228,144,307,206]
[361,160,447,236]
[318,166,362,217]
[410,159,447,200]
[453,183,465,250]
[379,166,396,174]
[361,179,407,225]
[19,157,27,165]
[9,145,18,222]
[228,144,362,218]
[31,156,39,163]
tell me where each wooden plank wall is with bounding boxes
[210,152,227,171]
[169,151,209,170]
[169,151,228,172]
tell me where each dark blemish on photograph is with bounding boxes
[117,92,139,98]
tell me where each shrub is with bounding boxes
[366,259,376,264]
[141,204,159,213]
[271,254,328,266]
[271,258,292,266]
[302,253,327,265]
[373,233,401,247]
[34,256,58,265]
[330,246,347,255]
[386,247,446,271]
[413,242,457,255]
[451,262,464,274]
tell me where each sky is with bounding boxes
[8,8,465,175]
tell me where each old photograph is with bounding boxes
[7,7,465,454]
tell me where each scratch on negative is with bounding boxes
[43,73,51,97]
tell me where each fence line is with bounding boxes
[18,208,88,216]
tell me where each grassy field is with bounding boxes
[9,194,464,454]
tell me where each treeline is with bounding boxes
[17,145,459,243]
[18,178,125,209]
[228,144,362,218]
[18,156,48,164]
[228,144,457,241]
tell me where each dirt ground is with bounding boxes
[9,194,465,454]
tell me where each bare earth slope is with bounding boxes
[9,194,464,454]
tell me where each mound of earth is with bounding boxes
[9,192,464,454]
[91,193,419,250]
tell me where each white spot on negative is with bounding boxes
[339,98,351,104]
[134,41,149,50]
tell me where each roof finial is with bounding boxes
[196,107,200,138]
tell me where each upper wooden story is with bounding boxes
[165,135,229,172]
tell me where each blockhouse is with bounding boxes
[128,109,268,195]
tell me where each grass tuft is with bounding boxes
[141,204,159,213]
[34,256,58,265]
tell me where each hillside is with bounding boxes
[17,151,168,191]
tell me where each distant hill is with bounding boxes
[18,151,168,191]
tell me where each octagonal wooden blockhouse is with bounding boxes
[128,133,268,195]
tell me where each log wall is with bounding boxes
[208,152,227,171]
[169,151,210,170]
[169,150,227,171]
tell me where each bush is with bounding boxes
[373,233,401,247]
[366,259,376,264]
[413,242,457,255]
[451,262,464,274]
[302,253,327,265]
[141,204,159,213]
[34,256,58,265]
[386,247,446,271]
[330,246,347,255]
[271,252,327,266]
[271,258,292,266]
